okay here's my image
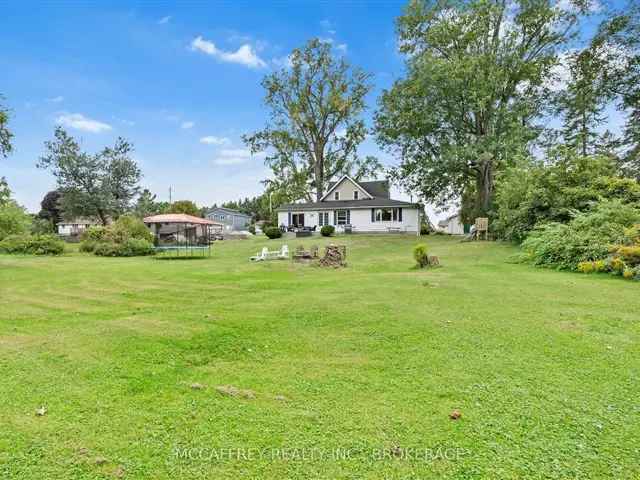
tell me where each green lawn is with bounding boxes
[1,235,638,479]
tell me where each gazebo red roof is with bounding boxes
[143,214,222,226]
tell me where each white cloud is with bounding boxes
[181,121,195,129]
[190,36,267,69]
[319,37,334,45]
[545,50,575,92]
[158,15,171,24]
[56,113,112,133]
[213,148,265,166]
[336,43,348,53]
[200,136,231,145]
[47,96,64,103]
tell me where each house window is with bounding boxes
[334,191,340,200]
[353,191,359,200]
[375,208,393,222]
[318,212,329,226]
[336,210,348,225]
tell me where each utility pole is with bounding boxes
[169,186,172,204]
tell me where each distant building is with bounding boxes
[438,213,466,235]
[205,207,252,231]
[57,218,101,237]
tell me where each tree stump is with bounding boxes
[428,255,440,266]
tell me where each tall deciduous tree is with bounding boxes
[167,200,200,217]
[37,127,141,225]
[244,38,381,202]
[0,95,13,159]
[375,0,576,216]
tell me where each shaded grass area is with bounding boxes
[1,235,639,479]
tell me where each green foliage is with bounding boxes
[103,215,154,244]
[493,148,640,242]
[264,227,282,239]
[244,38,380,202]
[38,190,62,225]
[420,224,430,236]
[94,238,155,257]
[133,189,167,218]
[0,200,31,240]
[167,200,199,217]
[376,0,575,215]
[79,240,98,253]
[0,176,12,205]
[37,127,141,225]
[320,225,335,237]
[81,226,107,242]
[521,201,640,270]
[413,243,429,268]
[0,234,64,255]
[30,217,56,235]
[248,225,256,235]
[0,95,13,158]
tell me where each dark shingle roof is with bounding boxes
[206,207,251,218]
[276,198,419,211]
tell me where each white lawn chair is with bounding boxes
[250,247,269,261]
[277,245,289,259]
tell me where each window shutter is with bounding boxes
[333,211,337,225]
[371,208,375,223]
[288,212,291,226]
[399,208,403,222]
[347,210,350,224]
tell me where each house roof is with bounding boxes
[143,214,222,225]
[206,207,251,218]
[276,198,420,212]
[325,179,390,199]
[320,175,374,201]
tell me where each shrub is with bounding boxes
[104,215,153,244]
[617,246,640,266]
[0,234,64,255]
[93,238,155,257]
[521,201,640,270]
[623,268,635,280]
[413,244,430,268]
[79,240,98,253]
[420,224,430,235]
[609,257,625,275]
[577,261,595,273]
[264,227,282,239]
[248,225,256,235]
[0,201,31,241]
[320,225,335,237]
[81,226,107,242]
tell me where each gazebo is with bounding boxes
[143,214,224,256]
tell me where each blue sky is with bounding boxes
[1,1,406,213]
[0,0,624,216]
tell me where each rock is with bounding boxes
[215,385,255,399]
[113,465,125,478]
[190,383,205,390]
[95,456,108,465]
[449,409,462,420]
[274,395,288,402]
[35,406,47,416]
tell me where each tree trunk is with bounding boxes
[475,159,493,217]
[314,148,324,202]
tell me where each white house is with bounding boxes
[57,218,100,237]
[276,176,422,234]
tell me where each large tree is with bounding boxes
[244,38,381,202]
[595,4,640,178]
[375,0,577,216]
[38,190,63,225]
[37,127,141,225]
[0,95,12,159]
[167,200,200,217]
[556,47,611,157]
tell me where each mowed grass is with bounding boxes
[0,235,639,479]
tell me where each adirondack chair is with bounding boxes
[277,245,289,259]
[250,247,269,261]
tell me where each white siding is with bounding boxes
[444,215,464,235]
[323,177,370,202]
[277,207,420,233]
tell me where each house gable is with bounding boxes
[320,176,373,202]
